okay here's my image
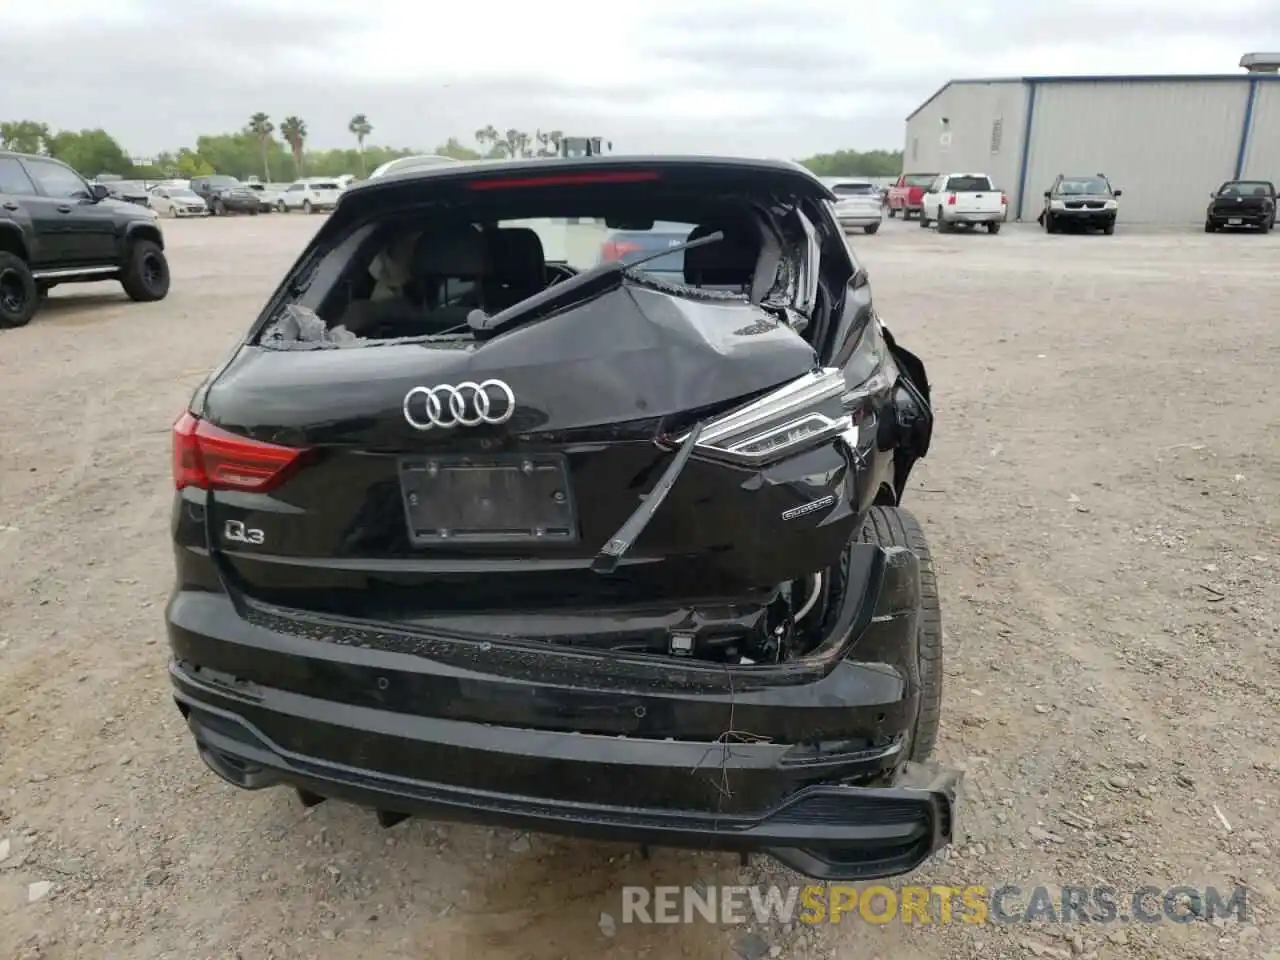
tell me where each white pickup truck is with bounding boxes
[920,173,1007,233]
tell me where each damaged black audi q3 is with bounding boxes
[166,155,958,881]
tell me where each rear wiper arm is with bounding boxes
[590,421,704,576]
[468,230,725,335]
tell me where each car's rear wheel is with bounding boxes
[865,223,880,235]
[918,210,930,228]
[987,221,1001,234]
[857,506,943,761]
[936,212,951,233]
[302,200,313,214]
[0,252,38,328]
[887,206,897,218]
[120,239,170,302]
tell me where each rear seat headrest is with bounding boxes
[683,222,759,287]
[412,225,492,277]
[488,227,546,284]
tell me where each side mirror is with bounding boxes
[90,183,110,201]
[1043,190,1052,198]
[1113,189,1122,198]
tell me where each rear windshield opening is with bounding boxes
[947,176,992,192]
[257,182,826,350]
[311,182,341,190]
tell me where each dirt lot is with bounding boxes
[1,214,1277,960]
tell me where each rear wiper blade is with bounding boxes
[468,230,725,335]
[591,421,704,576]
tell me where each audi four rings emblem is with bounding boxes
[402,379,516,430]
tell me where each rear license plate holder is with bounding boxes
[399,454,578,545]
[1228,218,1243,225]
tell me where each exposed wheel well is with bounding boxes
[126,224,165,251]
[0,225,29,261]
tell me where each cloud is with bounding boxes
[0,0,1270,159]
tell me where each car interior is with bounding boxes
[315,202,810,343]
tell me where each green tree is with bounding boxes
[0,120,52,154]
[281,116,307,177]
[348,113,373,174]
[434,137,482,161]
[247,112,275,181]
[474,124,499,154]
[535,129,564,157]
[799,148,904,178]
[175,148,214,178]
[45,129,133,177]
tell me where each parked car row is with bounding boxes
[145,176,350,218]
[885,168,1274,236]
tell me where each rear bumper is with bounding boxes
[176,672,957,880]
[942,210,1004,223]
[165,542,960,880]
[837,214,882,229]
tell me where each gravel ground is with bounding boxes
[1,214,1277,960]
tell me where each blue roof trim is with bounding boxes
[905,73,1278,122]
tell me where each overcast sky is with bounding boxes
[5,0,1274,159]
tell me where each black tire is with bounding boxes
[1260,218,1272,235]
[211,198,225,216]
[936,212,951,233]
[1046,214,1059,234]
[918,210,930,228]
[988,221,1001,234]
[249,206,259,217]
[120,239,170,302]
[302,200,313,214]
[887,207,897,219]
[1101,221,1114,235]
[1204,220,1216,233]
[865,222,880,235]
[0,251,38,328]
[903,208,915,220]
[858,506,943,761]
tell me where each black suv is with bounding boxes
[189,175,261,216]
[166,156,956,881]
[1039,173,1121,234]
[0,151,170,328]
[1205,180,1275,233]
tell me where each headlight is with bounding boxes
[1103,199,1117,209]
[686,320,895,466]
[1050,199,1066,210]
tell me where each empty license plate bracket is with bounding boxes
[399,454,578,544]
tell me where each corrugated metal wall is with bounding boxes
[903,82,1028,198]
[1241,80,1280,182]
[1023,81,1248,223]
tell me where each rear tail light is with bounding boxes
[1000,192,1008,205]
[173,411,310,493]
[600,239,641,262]
[947,193,956,205]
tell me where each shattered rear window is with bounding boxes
[255,183,825,350]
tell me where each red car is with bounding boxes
[886,173,939,220]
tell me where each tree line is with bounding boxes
[1,115,901,182]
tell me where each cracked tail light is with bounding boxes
[173,412,310,493]
[684,323,897,467]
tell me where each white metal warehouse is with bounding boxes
[902,54,1280,224]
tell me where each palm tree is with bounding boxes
[281,116,307,178]
[474,125,499,153]
[248,112,274,181]
[348,114,373,174]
